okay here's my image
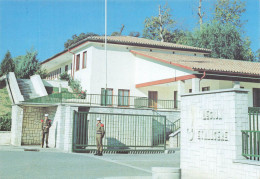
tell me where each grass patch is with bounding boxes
[0,84,12,116]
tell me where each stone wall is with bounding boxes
[180,89,260,179]
[21,107,45,145]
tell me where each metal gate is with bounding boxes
[72,111,166,153]
[242,107,260,161]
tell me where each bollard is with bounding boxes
[152,167,181,179]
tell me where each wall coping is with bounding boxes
[17,103,180,112]
[0,131,11,133]
[181,88,249,97]
[233,159,260,166]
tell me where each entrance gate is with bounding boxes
[72,111,166,153]
[242,107,260,161]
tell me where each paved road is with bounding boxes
[0,146,180,179]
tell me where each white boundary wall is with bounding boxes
[0,131,11,145]
[180,89,260,179]
[30,75,48,96]
[8,72,24,103]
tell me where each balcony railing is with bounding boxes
[23,92,180,110]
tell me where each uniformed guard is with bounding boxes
[41,114,51,148]
[95,117,105,156]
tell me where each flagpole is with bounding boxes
[105,0,107,90]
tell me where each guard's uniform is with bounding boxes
[41,118,51,148]
[96,123,105,155]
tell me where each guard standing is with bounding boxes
[95,117,105,156]
[41,114,51,148]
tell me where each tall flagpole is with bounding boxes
[105,0,107,90]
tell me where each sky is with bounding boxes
[0,0,259,62]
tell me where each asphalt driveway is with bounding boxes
[0,146,180,179]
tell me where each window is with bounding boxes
[189,89,192,93]
[202,87,210,92]
[65,65,68,72]
[253,88,260,107]
[76,54,80,71]
[174,91,178,108]
[101,88,113,106]
[82,51,87,69]
[118,89,130,106]
[148,91,158,109]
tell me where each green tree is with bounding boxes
[14,49,40,79]
[129,31,140,37]
[35,69,48,79]
[185,22,254,61]
[0,51,15,75]
[143,3,176,42]
[255,49,260,62]
[111,24,125,36]
[213,0,246,28]
[64,32,99,49]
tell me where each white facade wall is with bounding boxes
[46,61,72,80]
[73,45,93,92]
[135,55,192,85]
[72,44,194,98]
[42,43,260,107]
[217,80,260,107]
[180,89,260,179]
[89,45,136,95]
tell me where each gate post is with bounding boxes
[180,89,251,178]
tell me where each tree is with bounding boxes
[185,22,254,61]
[255,49,260,62]
[213,0,246,28]
[35,69,48,79]
[198,0,205,29]
[0,51,15,75]
[143,3,176,42]
[14,49,40,79]
[129,31,140,37]
[64,32,99,49]
[111,24,125,36]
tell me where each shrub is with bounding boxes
[0,115,11,131]
[59,72,71,81]
[69,79,86,99]
[36,69,48,79]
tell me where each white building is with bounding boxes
[41,36,260,108]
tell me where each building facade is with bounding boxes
[41,36,260,108]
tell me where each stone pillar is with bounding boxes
[11,105,23,146]
[177,80,185,101]
[192,78,200,93]
[233,81,240,89]
[180,89,252,179]
[63,106,78,153]
[47,105,65,149]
